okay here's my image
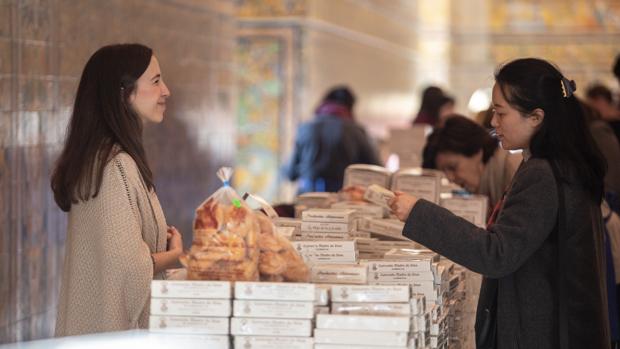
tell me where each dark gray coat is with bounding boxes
[403,158,609,348]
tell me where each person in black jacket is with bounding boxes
[390,58,610,348]
[285,86,380,194]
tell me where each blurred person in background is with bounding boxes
[475,107,495,131]
[412,86,455,128]
[581,100,620,211]
[285,85,380,194]
[422,115,521,209]
[586,83,620,143]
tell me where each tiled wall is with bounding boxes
[0,0,236,343]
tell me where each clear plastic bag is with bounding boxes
[255,210,309,282]
[180,167,260,281]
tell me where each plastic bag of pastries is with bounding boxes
[180,167,260,281]
[255,212,309,282]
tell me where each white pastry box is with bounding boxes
[233,300,314,319]
[148,315,229,334]
[310,264,368,285]
[343,164,392,188]
[234,282,315,301]
[331,302,411,316]
[316,314,410,332]
[440,193,489,228]
[151,280,231,299]
[150,298,231,317]
[292,240,358,265]
[233,336,314,349]
[330,285,410,303]
[391,168,443,204]
[230,317,312,337]
[314,328,408,347]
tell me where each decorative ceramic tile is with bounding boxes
[0,79,11,112]
[18,79,54,112]
[0,39,12,74]
[20,43,51,77]
[0,3,12,39]
[18,1,51,42]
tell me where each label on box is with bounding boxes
[149,316,229,334]
[234,336,314,349]
[331,202,385,218]
[362,260,436,278]
[150,298,231,317]
[314,328,408,347]
[234,282,316,301]
[349,231,372,239]
[368,271,434,283]
[331,302,411,316]
[302,208,356,223]
[230,318,312,337]
[299,231,351,240]
[330,285,410,303]
[391,174,440,204]
[344,165,391,188]
[356,241,421,253]
[151,280,231,299]
[316,314,410,332]
[233,300,314,319]
[310,264,368,285]
[301,221,354,233]
[292,241,357,264]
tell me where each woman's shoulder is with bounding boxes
[104,149,141,183]
[515,158,553,182]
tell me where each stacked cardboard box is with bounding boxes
[391,168,443,204]
[231,282,315,349]
[149,280,231,349]
[316,285,410,348]
[299,208,357,240]
[439,194,489,228]
[343,164,392,189]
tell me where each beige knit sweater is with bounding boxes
[55,151,167,337]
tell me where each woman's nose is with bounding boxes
[161,81,171,97]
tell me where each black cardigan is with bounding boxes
[403,158,610,349]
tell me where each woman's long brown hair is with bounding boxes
[51,44,155,212]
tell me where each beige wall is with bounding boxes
[303,0,420,138]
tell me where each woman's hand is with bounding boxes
[166,225,183,256]
[389,191,418,222]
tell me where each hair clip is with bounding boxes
[560,78,576,98]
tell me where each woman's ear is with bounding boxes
[528,108,545,128]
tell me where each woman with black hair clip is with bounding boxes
[390,58,610,348]
[52,44,183,336]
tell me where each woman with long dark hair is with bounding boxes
[52,44,182,336]
[391,58,609,348]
